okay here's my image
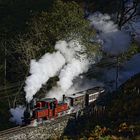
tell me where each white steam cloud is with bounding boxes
[24,51,66,102]
[89,12,131,55]
[56,40,89,92]
[100,31,131,55]
[47,40,90,100]
[58,59,89,92]
[24,40,90,102]
[89,13,118,33]
[10,106,25,125]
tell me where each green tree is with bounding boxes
[26,0,97,53]
[0,0,98,100]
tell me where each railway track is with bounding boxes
[0,87,104,137]
[0,126,28,137]
[0,114,74,137]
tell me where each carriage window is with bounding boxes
[95,94,98,98]
[89,96,93,100]
[90,95,95,100]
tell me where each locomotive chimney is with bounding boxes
[63,94,65,102]
[27,102,30,112]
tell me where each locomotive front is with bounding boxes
[23,97,69,125]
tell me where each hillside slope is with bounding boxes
[62,73,140,140]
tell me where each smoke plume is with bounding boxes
[24,51,66,102]
[24,40,90,102]
[89,12,131,56]
[10,106,25,125]
[47,40,90,100]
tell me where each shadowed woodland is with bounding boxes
[0,0,140,139]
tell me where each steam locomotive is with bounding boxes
[23,87,105,125]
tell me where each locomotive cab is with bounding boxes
[32,98,57,120]
[28,97,68,123]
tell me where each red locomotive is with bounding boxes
[23,87,105,125]
[33,98,68,120]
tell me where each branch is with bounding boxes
[117,0,139,28]
[118,0,126,28]
[124,5,136,15]
[116,0,123,24]
[121,3,138,26]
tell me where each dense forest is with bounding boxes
[0,0,140,139]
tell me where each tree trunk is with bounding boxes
[116,56,119,90]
